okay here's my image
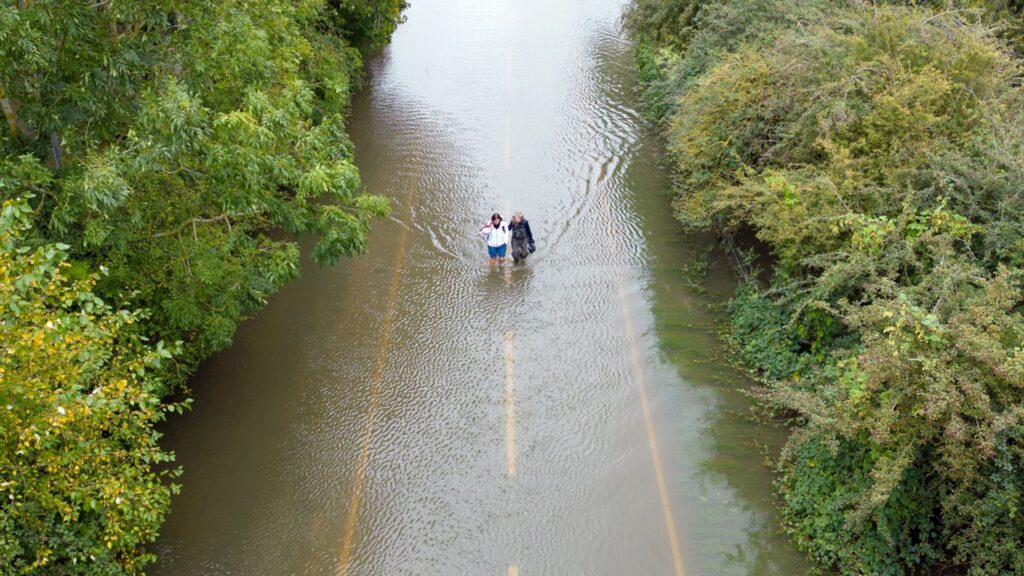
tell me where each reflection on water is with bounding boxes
[152,0,811,574]
[626,145,808,574]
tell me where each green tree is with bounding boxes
[0,197,185,574]
[321,0,409,53]
[0,0,405,573]
[0,0,393,371]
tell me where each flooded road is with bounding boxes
[153,0,810,574]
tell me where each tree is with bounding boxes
[0,197,185,574]
[0,1,406,572]
[321,0,409,53]
[0,0,392,371]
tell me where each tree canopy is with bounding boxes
[1,196,184,573]
[0,0,404,572]
[1,0,395,369]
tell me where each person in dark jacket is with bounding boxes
[508,211,535,263]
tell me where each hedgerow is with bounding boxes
[626,1,1024,573]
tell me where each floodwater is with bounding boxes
[153,0,811,574]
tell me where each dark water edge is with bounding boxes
[619,118,811,574]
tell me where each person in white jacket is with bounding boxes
[479,212,510,264]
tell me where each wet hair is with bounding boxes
[491,212,502,222]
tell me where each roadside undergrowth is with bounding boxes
[625,1,1024,573]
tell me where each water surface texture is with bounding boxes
[154,0,810,574]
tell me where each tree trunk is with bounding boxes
[49,132,63,170]
[0,86,18,138]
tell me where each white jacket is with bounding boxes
[480,220,510,247]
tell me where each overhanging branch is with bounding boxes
[151,214,234,239]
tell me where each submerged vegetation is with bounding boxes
[626,0,1024,573]
[0,0,404,572]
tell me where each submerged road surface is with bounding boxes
[153,0,811,574]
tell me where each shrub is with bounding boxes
[628,0,1024,572]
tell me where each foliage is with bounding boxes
[628,0,1024,573]
[0,0,403,573]
[321,0,409,53]
[0,0,395,372]
[622,0,702,51]
[779,436,941,574]
[0,198,185,574]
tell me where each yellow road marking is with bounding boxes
[505,332,517,477]
[601,198,687,576]
[337,167,419,576]
[508,566,519,576]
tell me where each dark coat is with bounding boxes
[508,218,534,260]
[508,219,534,244]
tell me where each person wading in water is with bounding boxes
[508,211,535,263]
[479,212,510,265]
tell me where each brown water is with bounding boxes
[152,0,811,574]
